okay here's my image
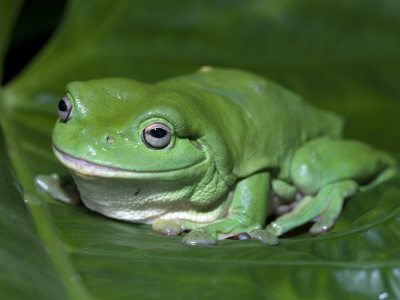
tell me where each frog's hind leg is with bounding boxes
[308,180,358,235]
[360,165,399,192]
[267,180,358,236]
[267,138,397,237]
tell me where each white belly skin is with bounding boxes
[71,169,233,224]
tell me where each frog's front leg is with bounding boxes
[35,174,81,205]
[153,172,278,246]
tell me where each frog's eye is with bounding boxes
[58,96,73,122]
[142,122,171,149]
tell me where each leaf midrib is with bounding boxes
[0,114,93,299]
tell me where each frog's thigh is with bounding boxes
[272,179,296,201]
[290,138,395,195]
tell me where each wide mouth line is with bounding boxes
[54,147,134,174]
[52,145,206,178]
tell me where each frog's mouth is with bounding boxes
[53,146,207,179]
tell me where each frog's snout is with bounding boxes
[106,136,114,144]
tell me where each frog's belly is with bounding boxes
[72,173,231,224]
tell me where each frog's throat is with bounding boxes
[52,146,207,179]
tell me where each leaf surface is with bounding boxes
[1,0,400,299]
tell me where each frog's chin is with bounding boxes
[52,146,207,179]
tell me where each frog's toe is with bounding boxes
[152,219,183,236]
[250,229,280,246]
[182,229,218,246]
[180,218,264,245]
[309,179,358,236]
[309,220,334,236]
[308,197,342,235]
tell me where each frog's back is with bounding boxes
[158,67,344,179]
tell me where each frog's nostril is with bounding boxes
[106,136,114,144]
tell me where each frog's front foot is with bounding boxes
[152,214,283,245]
[166,218,279,246]
[181,221,279,246]
[249,229,280,246]
[152,219,183,236]
[182,228,219,246]
[181,220,254,246]
[35,174,81,205]
[153,218,274,245]
[152,219,218,245]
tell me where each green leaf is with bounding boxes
[1,0,400,299]
[0,129,70,299]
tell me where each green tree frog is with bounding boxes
[36,67,398,246]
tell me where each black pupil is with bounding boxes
[150,128,167,138]
[58,99,67,111]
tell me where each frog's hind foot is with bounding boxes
[266,180,358,237]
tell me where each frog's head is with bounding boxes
[52,78,235,186]
[52,77,237,222]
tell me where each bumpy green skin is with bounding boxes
[36,67,398,246]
